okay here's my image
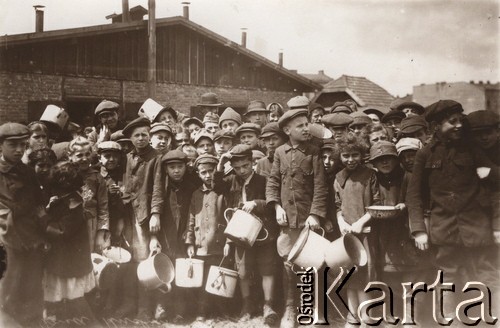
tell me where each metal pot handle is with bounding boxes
[158,282,172,294]
[256,228,269,242]
[188,261,194,278]
[149,248,160,258]
[223,208,236,224]
[307,225,325,237]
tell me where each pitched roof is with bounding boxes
[321,75,395,108]
[300,71,333,85]
[0,16,321,91]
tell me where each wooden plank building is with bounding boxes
[0,9,321,126]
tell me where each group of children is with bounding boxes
[0,94,498,328]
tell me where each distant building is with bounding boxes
[0,7,320,125]
[313,75,394,111]
[300,70,333,100]
[413,81,500,114]
[300,70,333,86]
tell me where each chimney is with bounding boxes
[182,2,190,20]
[122,0,130,22]
[278,51,283,67]
[34,5,45,33]
[318,70,324,75]
[241,28,247,48]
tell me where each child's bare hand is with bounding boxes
[414,232,429,250]
[218,153,232,171]
[149,214,161,234]
[223,243,231,257]
[275,205,288,226]
[109,184,121,194]
[324,220,334,233]
[94,230,107,253]
[149,238,161,253]
[394,203,406,211]
[97,124,109,143]
[337,214,351,235]
[187,245,195,257]
[241,201,256,213]
[305,215,320,230]
[350,221,365,234]
[46,196,59,210]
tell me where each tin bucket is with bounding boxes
[40,105,69,130]
[205,257,238,298]
[224,208,268,248]
[138,98,164,122]
[175,257,204,288]
[288,226,328,269]
[91,253,118,290]
[103,246,131,264]
[137,250,175,293]
[324,234,367,268]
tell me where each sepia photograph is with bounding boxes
[0,0,498,327]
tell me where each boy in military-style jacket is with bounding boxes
[149,149,200,322]
[185,154,231,321]
[265,108,328,328]
[117,117,158,320]
[215,144,281,325]
[0,123,49,327]
[407,100,499,322]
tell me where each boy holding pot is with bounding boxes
[214,144,280,325]
[185,154,231,322]
[407,100,498,323]
[265,108,328,328]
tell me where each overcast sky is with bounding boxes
[1,0,498,97]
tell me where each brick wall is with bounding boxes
[0,72,62,122]
[0,72,298,123]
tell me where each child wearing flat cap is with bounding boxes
[117,117,158,319]
[265,108,328,328]
[185,154,231,321]
[369,141,432,322]
[255,122,286,178]
[150,149,201,322]
[0,122,49,326]
[406,100,499,323]
[215,144,280,325]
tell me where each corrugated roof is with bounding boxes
[321,75,394,108]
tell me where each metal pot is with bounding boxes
[366,205,399,220]
[91,253,118,290]
[138,98,164,122]
[40,105,69,130]
[224,208,268,248]
[288,226,329,269]
[205,264,238,298]
[324,234,367,268]
[137,250,175,293]
[102,246,131,264]
[175,257,204,288]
